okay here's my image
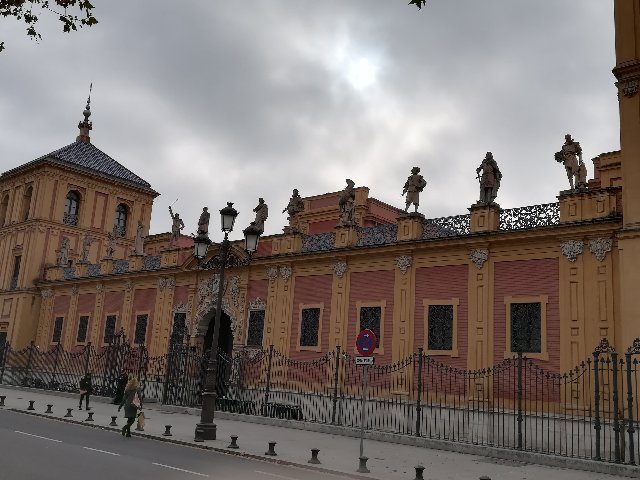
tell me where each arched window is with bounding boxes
[63,191,80,226]
[0,195,8,227]
[114,203,128,237]
[22,186,33,221]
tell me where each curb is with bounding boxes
[6,408,377,480]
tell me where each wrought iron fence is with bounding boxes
[4,336,640,465]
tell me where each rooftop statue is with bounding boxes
[402,167,427,213]
[282,189,305,233]
[134,221,145,255]
[58,236,70,267]
[253,198,268,234]
[169,206,185,244]
[197,207,210,236]
[555,134,583,190]
[476,152,502,204]
[338,179,357,227]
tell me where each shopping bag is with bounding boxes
[136,411,145,431]
[132,392,141,408]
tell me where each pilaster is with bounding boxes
[328,260,349,351]
[89,284,105,346]
[120,280,135,339]
[272,265,294,355]
[63,288,80,348]
[263,267,279,348]
[391,255,414,364]
[466,248,491,372]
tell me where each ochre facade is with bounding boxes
[1,2,639,377]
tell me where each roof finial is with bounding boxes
[76,83,93,144]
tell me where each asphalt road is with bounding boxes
[0,410,353,480]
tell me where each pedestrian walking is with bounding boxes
[112,372,128,405]
[118,378,142,437]
[78,373,93,410]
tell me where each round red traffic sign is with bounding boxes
[355,329,377,356]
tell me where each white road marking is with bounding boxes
[83,446,120,456]
[14,431,62,443]
[152,463,209,477]
[255,471,302,480]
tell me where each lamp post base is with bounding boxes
[194,422,217,442]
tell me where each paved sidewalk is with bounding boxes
[0,386,636,480]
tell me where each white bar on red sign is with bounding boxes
[355,356,374,365]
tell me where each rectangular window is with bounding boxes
[427,304,453,351]
[10,255,21,290]
[134,314,148,345]
[171,312,187,340]
[359,306,382,347]
[0,331,6,348]
[52,316,64,343]
[510,302,542,353]
[246,310,265,347]
[300,307,321,347]
[103,315,117,344]
[76,316,89,343]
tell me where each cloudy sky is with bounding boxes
[1,1,618,239]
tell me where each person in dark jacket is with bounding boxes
[112,373,128,405]
[118,378,142,437]
[78,373,93,410]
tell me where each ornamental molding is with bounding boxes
[96,283,104,293]
[333,261,348,279]
[617,77,640,98]
[279,265,292,281]
[560,240,584,262]
[266,267,278,282]
[249,297,266,310]
[71,285,79,296]
[41,289,54,299]
[469,249,489,269]
[124,280,134,292]
[395,255,412,275]
[173,303,188,313]
[229,276,240,307]
[158,276,176,290]
[589,238,613,262]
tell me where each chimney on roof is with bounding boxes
[76,83,92,143]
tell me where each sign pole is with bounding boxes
[358,363,370,471]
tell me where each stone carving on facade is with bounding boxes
[560,240,584,262]
[266,267,278,282]
[469,249,489,269]
[589,238,613,262]
[338,179,357,227]
[280,265,292,281]
[158,276,176,290]
[253,198,269,234]
[124,280,134,292]
[57,236,70,267]
[333,261,348,279]
[41,289,54,299]
[619,78,639,98]
[96,283,104,293]
[282,189,305,233]
[71,285,79,296]
[555,134,586,191]
[249,297,266,310]
[169,206,185,245]
[395,255,412,275]
[197,207,210,236]
[105,231,116,259]
[402,167,427,213]
[134,222,145,255]
[229,276,240,307]
[476,152,502,205]
[79,233,92,263]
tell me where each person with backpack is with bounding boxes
[118,378,142,437]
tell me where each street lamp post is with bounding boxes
[194,202,261,442]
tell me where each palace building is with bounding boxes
[1,0,640,381]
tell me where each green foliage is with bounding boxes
[0,0,98,53]
[408,0,427,10]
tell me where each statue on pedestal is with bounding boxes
[402,167,427,213]
[134,221,145,255]
[58,236,70,267]
[197,207,210,236]
[169,206,185,244]
[80,233,92,263]
[476,152,502,204]
[338,179,356,227]
[253,198,269,234]
[555,134,583,190]
[283,189,305,233]
[105,230,116,259]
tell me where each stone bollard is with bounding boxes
[27,400,35,411]
[163,425,173,437]
[110,416,118,426]
[414,465,425,480]
[357,456,370,474]
[0,395,5,406]
[308,448,321,464]
[228,435,239,449]
[64,408,73,418]
[265,441,277,456]
[85,411,94,422]
[45,404,53,414]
